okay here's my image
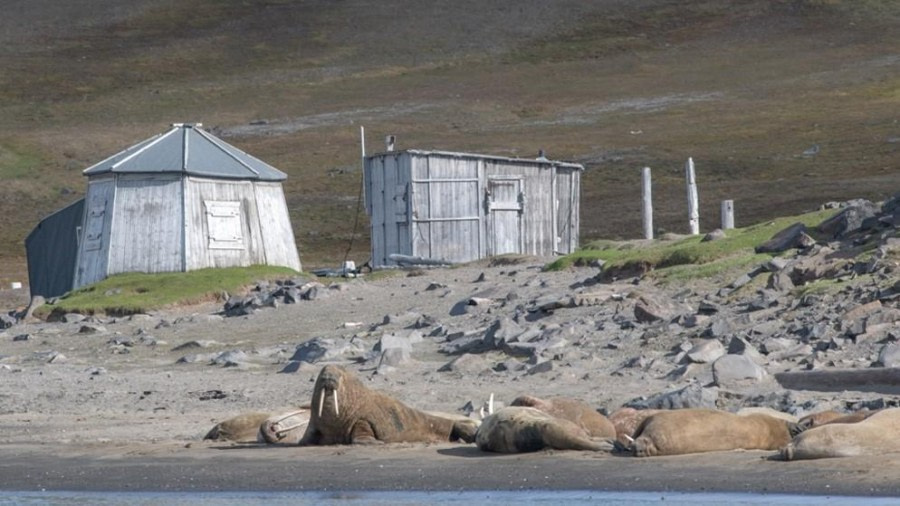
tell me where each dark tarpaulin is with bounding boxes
[26,198,84,298]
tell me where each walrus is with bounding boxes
[735,407,798,423]
[259,407,311,444]
[781,408,900,460]
[509,395,616,438]
[299,364,479,445]
[476,406,616,453]
[205,411,272,443]
[793,409,878,436]
[608,407,662,446]
[628,408,793,457]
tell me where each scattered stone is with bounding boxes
[633,293,690,323]
[527,360,554,375]
[627,383,719,410]
[756,223,814,253]
[12,334,30,342]
[62,313,86,324]
[211,350,249,367]
[712,354,767,386]
[438,353,489,373]
[878,344,900,368]
[702,229,726,242]
[685,340,726,364]
[171,340,220,351]
[78,324,106,334]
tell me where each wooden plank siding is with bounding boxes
[74,176,116,289]
[106,174,184,276]
[183,177,265,270]
[365,150,582,267]
[254,182,302,271]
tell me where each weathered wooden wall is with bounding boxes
[107,174,184,276]
[254,182,302,271]
[365,151,582,267]
[184,177,264,270]
[74,175,116,289]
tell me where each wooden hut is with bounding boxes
[364,149,582,267]
[47,123,303,293]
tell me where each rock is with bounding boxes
[171,340,219,351]
[817,200,878,239]
[702,229,727,242]
[633,293,689,323]
[438,353,490,374]
[12,334,30,342]
[375,330,423,354]
[731,273,755,290]
[766,271,794,292]
[764,257,791,272]
[378,347,411,368]
[756,223,811,253]
[843,300,882,322]
[712,354,767,386]
[878,344,900,368]
[761,337,794,355]
[526,361,554,375]
[685,340,726,364]
[484,317,525,348]
[211,350,248,367]
[0,314,16,329]
[78,324,106,334]
[769,343,814,362]
[290,337,357,363]
[62,313,86,324]
[627,383,719,410]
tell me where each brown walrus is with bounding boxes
[608,407,663,446]
[299,364,479,445]
[204,412,272,443]
[793,409,879,436]
[628,408,793,457]
[510,395,616,438]
[259,407,311,445]
[781,408,900,460]
[476,406,616,453]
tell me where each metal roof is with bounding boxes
[369,149,585,171]
[83,123,287,181]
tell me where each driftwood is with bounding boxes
[775,368,900,394]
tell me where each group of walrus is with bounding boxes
[204,364,900,461]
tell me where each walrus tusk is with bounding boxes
[318,389,325,418]
[488,393,494,415]
[624,434,634,443]
[333,389,339,416]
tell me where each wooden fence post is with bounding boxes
[685,157,699,235]
[642,167,653,240]
[721,200,735,229]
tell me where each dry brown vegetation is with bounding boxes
[0,0,897,285]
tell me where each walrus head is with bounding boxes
[313,365,350,419]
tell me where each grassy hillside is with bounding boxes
[0,0,897,286]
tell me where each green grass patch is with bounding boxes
[0,142,43,179]
[44,265,302,316]
[547,208,838,280]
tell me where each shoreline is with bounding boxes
[1,443,898,496]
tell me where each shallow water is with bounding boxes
[1,490,897,505]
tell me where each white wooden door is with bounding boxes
[486,177,524,256]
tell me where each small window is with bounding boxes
[205,200,244,250]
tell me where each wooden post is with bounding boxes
[385,135,395,152]
[641,167,653,240]
[685,157,699,235]
[721,200,735,229]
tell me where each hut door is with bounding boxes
[486,177,524,256]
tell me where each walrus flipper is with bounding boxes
[451,419,479,443]
[350,420,384,445]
